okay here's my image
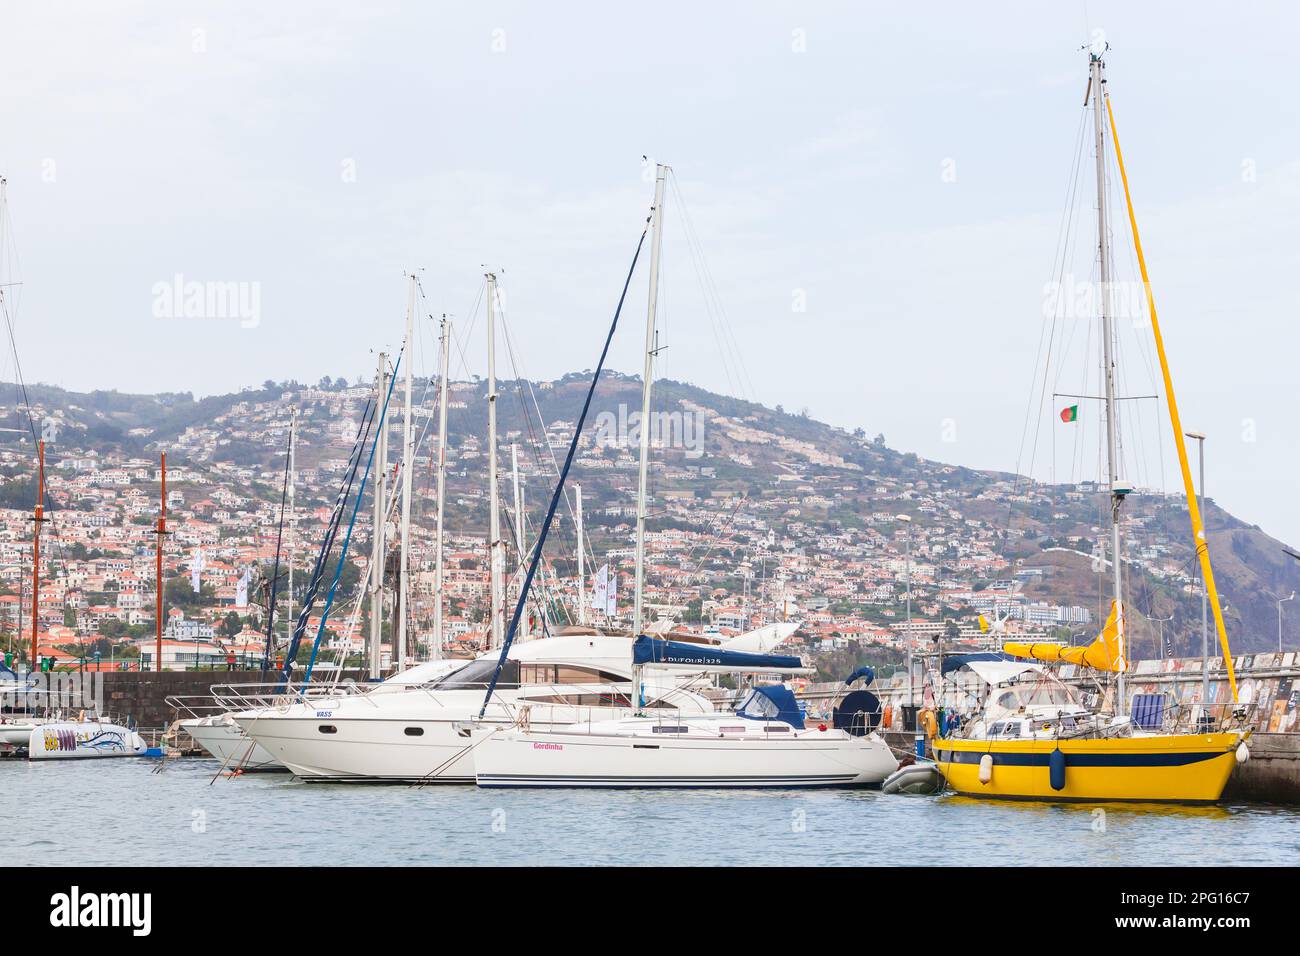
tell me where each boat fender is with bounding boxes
[1235,742,1250,765]
[1049,747,1067,791]
[978,753,993,784]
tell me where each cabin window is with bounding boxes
[318,725,337,734]
[429,659,520,690]
[989,720,1019,738]
[404,727,424,737]
[762,725,791,733]
[650,725,688,734]
[518,664,628,686]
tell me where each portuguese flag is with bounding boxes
[1059,404,1079,423]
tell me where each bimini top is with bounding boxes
[940,653,1043,686]
[631,636,807,674]
[735,684,805,729]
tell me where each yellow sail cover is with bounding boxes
[1004,601,1124,672]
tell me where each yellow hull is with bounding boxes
[933,732,1245,803]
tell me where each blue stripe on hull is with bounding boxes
[935,749,1227,768]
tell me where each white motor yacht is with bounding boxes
[174,658,471,771]
[236,634,716,782]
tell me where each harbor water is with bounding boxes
[5,757,1299,866]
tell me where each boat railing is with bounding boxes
[165,694,229,719]
[1153,699,1257,735]
[203,681,369,713]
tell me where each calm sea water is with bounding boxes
[5,757,1298,866]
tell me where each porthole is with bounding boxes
[404,727,424,737]
[318,725,337,734]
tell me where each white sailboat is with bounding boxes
[470,164,896,788]
[473,637,897,788]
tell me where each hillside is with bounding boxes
[3,372,1298,656]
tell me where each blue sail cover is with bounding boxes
[632,636,803,671]
[736,685,806,729]
[844,666,875,686]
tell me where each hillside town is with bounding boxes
[0,374,1259,674]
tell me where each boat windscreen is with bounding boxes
[735,685,805,729]
[429,659,520,690]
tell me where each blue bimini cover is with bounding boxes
[735,685,806,729]
[631,636,803,672]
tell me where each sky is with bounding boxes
[1,1,1298,548]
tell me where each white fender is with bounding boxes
[1235,742,1250,765]
[978,753,993,784]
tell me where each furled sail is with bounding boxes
[1003,600,1124,672]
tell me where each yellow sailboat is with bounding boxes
[932,45,1251,803]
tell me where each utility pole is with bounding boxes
[1186,431,1208,708]
[154,453,169,672]
[901,514,914,702]
[1280,592,1295,652]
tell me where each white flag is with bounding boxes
[236,566,251,606]
[590,564,609,615]
[191,548,204,592]
[605,569,617,616]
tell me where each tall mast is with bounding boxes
[486,273,505,650]
[633,163,668,635]
[368,352,389,678]
[511,442,529,641]
[155,452,166,672]
[397,273,417,667]
[30,440,46,670]
[1090,49,1127,704]
[575,482,586,625]
[286,405,297,654]
[432,316,451,658]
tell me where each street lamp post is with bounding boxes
[1185,431,1208,708]
[1279,591,1295,653]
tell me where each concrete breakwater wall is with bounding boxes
[101,670,274,729]
[96,670,379,730]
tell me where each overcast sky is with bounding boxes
[1,2,1298,548]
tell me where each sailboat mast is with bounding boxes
[633,164,667,636]
[575,482,586,625]
[432,316,451,658]
[369,351,388,679]
[486,272,505,650]
[30,440,45,670]
[1091,49,1127,704]
[397,273,417,667]
[511,442,529,640]
[286,405,296,653]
